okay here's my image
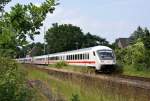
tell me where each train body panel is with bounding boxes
[17,46,116,71]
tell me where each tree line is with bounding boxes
[114,26,150,70]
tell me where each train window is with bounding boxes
[93,51,96,56]
[75,54,77,60]
[71,55,73,60]
[72,55,74,60]
[71,55,72,60]
[80,54,82,60]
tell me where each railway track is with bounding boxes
[26,64,150,90]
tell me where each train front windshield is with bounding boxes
[97,50,114,60]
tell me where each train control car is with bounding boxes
[17,46,116,71]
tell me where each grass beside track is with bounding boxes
[48,64,95,74]
[123,65,150,78]
[25,65,149,101]
[48,63,150,78]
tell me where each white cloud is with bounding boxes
[32,5,145,43]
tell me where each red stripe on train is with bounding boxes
[67,61,95,64]
[46,61,96,64]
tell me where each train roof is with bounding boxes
[47,45,112,56]
[19,45,112,59]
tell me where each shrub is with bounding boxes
[55,61,68,69]
[70,94,80,101]
[0,57,35,101]
[144,50,150,69]
[115,40,149,71]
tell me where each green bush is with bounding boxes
[144,50,150,69]
[125,41,145,65]
[55,61,68,69]
[71,94,80,101]
[0,57,35,101]
[115,41,147,71]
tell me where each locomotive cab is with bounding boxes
[93,46,116,71]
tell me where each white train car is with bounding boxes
[17,46,116,71]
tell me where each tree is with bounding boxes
[25,42,44,57]
[4,0,57,45]
[82,32,109,48]
[143,28,150,68]
[46,23,109,53]
[143,28,150,50]
[130,26,144,44]
[0,0,58,58]
[45,23,85,53]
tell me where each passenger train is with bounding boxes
[17,46,116,71]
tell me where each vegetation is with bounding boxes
[54,61,68,69]
[0,57,35,101]
[0,0,58,100]
[45,23,109,53]
[0,0,58,58]
[49,62,95,74]
[26,65,149,101]
[71,94,80,101]
[115,26,150,77]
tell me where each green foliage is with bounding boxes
[55,61,68,69]
[0,57,35,101]
[83,32,109,47]
[116,41,146,71]
[130,26,144,44]
[115,27,150,71]
[16,42,45,58]
[0,0,57,58]
[46,23,109,53]
[4,0,57,45]
[140,28,150,69]
[124,41,145,65]
[71,94,80,101]
[46,23,85,53]
[30,42,45,56]
[143,28,150,50]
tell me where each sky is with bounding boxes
[5,0,150,43]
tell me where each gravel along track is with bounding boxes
[26,64,150,90]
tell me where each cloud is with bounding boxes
[28,0,150,43]
[34,6,134,43]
